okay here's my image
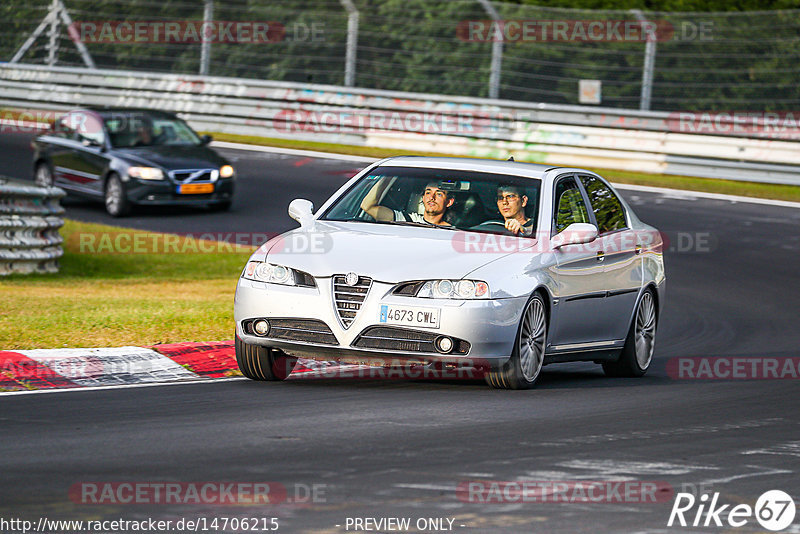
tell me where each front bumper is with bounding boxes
[125,178,234,206]
[234,278,527,369]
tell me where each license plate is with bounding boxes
[379,304,440,328]
[178,183,214,194]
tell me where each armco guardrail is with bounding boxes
[0,177,65,275]
[2,64,800,186]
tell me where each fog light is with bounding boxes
[435,336,454,354]
[253,319,270,336]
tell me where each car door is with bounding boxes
[50,111,104,195]
[47,113,83,189]
[73,112,110,196]
[548,175,609,348]
[579,174,643,342]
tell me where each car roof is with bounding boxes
[81,107,179,120]
[375,156,563,180]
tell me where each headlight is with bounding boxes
[128,166,164,180]
[395,279,489,299]
[242,261,315,287]
[219,165,234,178]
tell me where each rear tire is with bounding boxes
[486,293,547,390]
[105,173,130,217]
[603,289,657,378]
[235,335,297,381]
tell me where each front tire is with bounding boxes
[603,289,657,377]
[235,335,297,381]
[486,293,547,389]
[104,173,130,217]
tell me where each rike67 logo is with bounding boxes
[668,490,796,531]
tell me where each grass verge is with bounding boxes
[208,132,800,203]
[0,219,252,349]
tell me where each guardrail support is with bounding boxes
[10,0,95,69]
[631,9,656,111]
[477,0,503,100]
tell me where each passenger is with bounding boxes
[496,184,533,236]
[361,177,454,226]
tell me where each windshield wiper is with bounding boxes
[322,218,459,230]
[392,221,459,230]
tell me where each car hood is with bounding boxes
[258,221,536,282]
[115,145,227,170]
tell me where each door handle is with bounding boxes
[596,251,605,262]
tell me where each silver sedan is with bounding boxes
[234,157,665,389]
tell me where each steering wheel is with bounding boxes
[469,220,507,231]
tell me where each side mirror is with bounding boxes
[288,198,314,227]
[552,223,598,249]
[200,134,213,145]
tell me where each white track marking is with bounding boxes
[743,441,800,458]
[698,465,793,485]
[556,459,717,478]
[17,346,199,387]
[212,141,377,163]
[613,182,800,209]
[0,377,246,396]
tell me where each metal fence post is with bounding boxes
[477,0,502,100]
[200,0,213,75]
[340,0,359,87]
[631,9,656,111]
[46,0,60,66]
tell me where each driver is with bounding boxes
[361,177,454,226]
[134,123,154,146]
[497,184,533,236]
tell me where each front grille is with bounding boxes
[243,318,338,345]
[353,326,470,354]
[169,169,215,183]
[332,275,372,328]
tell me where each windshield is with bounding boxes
[104,114,202,148]
[321,166,541,237]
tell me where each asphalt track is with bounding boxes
[1,131,800,533]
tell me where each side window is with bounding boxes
[55,113,78,141]
[553,177,590,234]
[76,114,106,146]
[580,175,627,235]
